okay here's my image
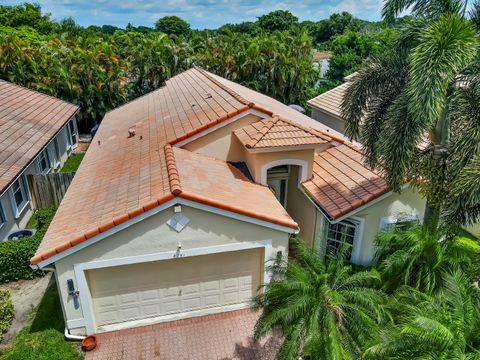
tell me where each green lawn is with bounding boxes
[0,280,82,360]
[60,154,85,173]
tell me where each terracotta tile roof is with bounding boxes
[207,71,347,140]
[302,143,388,219]
[234,116,330,150]
[307,81,351,118]
[31,68,298,265]
[0,80,79,194]
[173,147,296,227]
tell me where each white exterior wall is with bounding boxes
[0,118,78,240]
[54,205,290,335]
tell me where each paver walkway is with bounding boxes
[85,309,281,360]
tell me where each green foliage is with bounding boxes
[365,272,480,359]
[326,28,397,82]
[257,10,298,32]
[0,281,81,360]
[0,208,55,283]
[155,16,190,36]
[59,153,85,173]
[342,11,479,227]
[375,223,480,293]
[252,237,387,359]
[0,3,54,34]
[0,289,14,342]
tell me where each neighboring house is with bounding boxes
[0,80,79,240]
[308,77,351,134]
[30,67,425,336]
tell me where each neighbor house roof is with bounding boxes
[303,144,388,219]
[307,81,350,119]
[0,80,79,194]
[31,67,300,265]
[234,115,330,150]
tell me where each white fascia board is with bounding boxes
[33,196,297,269]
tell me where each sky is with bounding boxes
[4,0,384,29]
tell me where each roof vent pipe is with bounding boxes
[128,128,136,138]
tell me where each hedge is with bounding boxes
[0,288,14,342]
[0,208,56,283]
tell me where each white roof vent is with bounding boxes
[167,213,190,233]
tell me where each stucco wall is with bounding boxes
[245,148,317,185]
[286,166,317,246]
[182,113,261,161]
[0,124,73,240]
[54,205,290,335]
[311,108,345,135]
[353,187,426,264]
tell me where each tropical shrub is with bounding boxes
[0,208,55,283]
[375,223,480,293]
[0,288,14,342]
[365,271,480,359]
[252,237,387,360]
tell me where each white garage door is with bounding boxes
[86,248,263,329]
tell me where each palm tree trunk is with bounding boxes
[423,202,440,230]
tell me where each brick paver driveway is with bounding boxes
[85,309,281,360]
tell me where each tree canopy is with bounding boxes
[257,10,298,32]
[154,16,190,36]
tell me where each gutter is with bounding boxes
[41,265,85,341]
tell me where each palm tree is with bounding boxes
[252,237,387,360]
[341,0,479,229]
[374,222,480,293]
[365,271,480,359]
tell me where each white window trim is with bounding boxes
[0,202,6,229]
[379,214,419,230]
[36,149,51,174]
[73,239,273,334]
[319,213,365,264]
[47,140,61,170]
[67,118,78,150]
[8,176,30,219]
[260,159,309,186]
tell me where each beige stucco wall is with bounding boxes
[182,113,261,162]
[245,148,317,185]
[353,187,426,265]
[54,205,290,335]
[311,108,346,135]
[286,166,317,246]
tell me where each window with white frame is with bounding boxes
[0,202,6,228]
[67,119,78,148]
[379,214,418,230]
[10,176,29,217]
[37,149,51,173]
[326,219,360,261]
[47,139,61,169]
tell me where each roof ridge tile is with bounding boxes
[164,144,182,195]
[245,115,279,148]
[193,67,252,106]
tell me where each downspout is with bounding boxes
[40,266,86,341]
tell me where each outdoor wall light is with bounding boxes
[67,279,80,310]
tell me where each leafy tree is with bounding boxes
[218,21,259,36]
[374,223,480,293]
[257,10,298,32]
[155,16,190,36]
[342,2,479,228]
[0,3,54,33]
[471,0,480,31]
[314,12,357,43]
[252,237,387,360]
[365,271,480,359]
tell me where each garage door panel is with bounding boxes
[88,248,263,328]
